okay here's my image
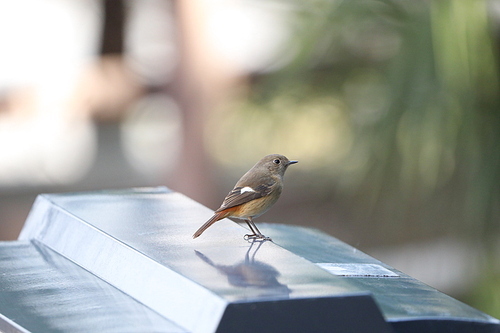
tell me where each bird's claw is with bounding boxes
[244,233,272,242]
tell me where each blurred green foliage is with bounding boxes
[231,0,500,239]
[209,0,500,317]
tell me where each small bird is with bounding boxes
[192,154,298,241]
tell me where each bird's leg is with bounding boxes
[244,217,271,241]
[244,219,258,240]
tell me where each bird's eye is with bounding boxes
[273,159,281,164]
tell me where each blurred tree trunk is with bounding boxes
[168,0,240,207]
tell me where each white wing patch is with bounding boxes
[240,186,255,194]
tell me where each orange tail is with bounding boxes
[192,211,229,239]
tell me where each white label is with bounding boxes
[316,263,399,277]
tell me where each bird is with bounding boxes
[192,154,298,241]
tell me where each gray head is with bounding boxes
[255,154,298,177]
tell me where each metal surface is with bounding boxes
[261,223,500,333]
[0,240,184,333]
[18,187,392,333]
[12,186,500,332]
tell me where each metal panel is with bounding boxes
[19,187,391,332]
[13,187,499,332]
[261,223,500,333]
[0,241,185,333]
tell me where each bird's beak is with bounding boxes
[288,160,298,165]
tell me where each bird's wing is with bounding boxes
[216,183,274,211]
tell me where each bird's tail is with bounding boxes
[192,211,229,239]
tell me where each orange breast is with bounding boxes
[225,195,280,219]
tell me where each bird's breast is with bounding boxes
[229,191,281,219]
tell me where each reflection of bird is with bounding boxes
[192,154,297,240]
[195,241,290,295]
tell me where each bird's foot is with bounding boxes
[244,233,272,242]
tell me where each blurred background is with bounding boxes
[0,0,499,318]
